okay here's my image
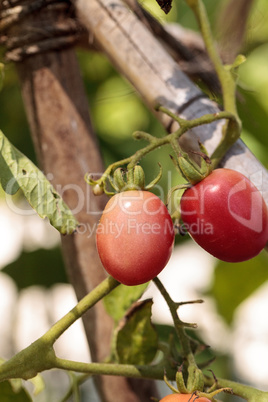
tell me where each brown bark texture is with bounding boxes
[0,0,159,400]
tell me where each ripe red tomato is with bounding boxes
[96,191,174,285]
[180,168,268,262]
[160,394,210,402]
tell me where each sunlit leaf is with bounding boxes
[207,251,268,324]
[116,299,158,365]
[0,130,79,234]
[103,282,149,323]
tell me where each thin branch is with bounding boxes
[43,276,120,344]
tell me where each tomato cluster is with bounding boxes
[96,168,268,285]
[180,168,268,262]
[96,190,174,285]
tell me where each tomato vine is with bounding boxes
[0,0,267,401]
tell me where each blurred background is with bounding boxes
[0,0,268,400]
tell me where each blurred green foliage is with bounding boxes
[0,64,35,162]
[208,251,268,324]
[2,248,67,290]
[0,0,268,395]
[0,379,31,402]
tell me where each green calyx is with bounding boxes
[111,166,146,192]
[112,164,163,192]
[164,366,232,400]
[86,164,162,195]
[172,142,212,185]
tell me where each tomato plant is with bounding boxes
[160,393,211,401]
[96,190,174,285]
[180,168,268,262]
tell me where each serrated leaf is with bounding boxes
[116,299,158,365]
[0,130,78,234]
[0,380,32,402]
[103,282,149,323]
[207,251,268,324]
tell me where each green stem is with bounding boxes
[127,136,166,169]
[170,137,183,160]
[157,106,235,130]
[60,373,90,402]
[54,358,175,380]
[71,372,81,402]
[90,109,237,192]
[186,0,237,114]
[205,376,268,401]
[185,0,241,167]
[209,119,239,168]
[13,348,266,402]
[0,276,120,382]
[153,278,196,366]
[42,276,120,344]
[153,278,204,392]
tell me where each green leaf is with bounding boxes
[207,251,268,324]
[29,374,45,396]
[0,130,79,234]
[0,380,32,402]
[3,248,67,290]
[238,89,268,156]
[0,63,4,91]
[103,282,148,323]
[155,324,180,350]
[116,299,158,365]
